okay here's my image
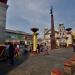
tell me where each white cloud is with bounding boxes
[6,0,75,37]
[7,0,54,29]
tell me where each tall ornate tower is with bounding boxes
[0,0,8,44]
[50,7,56,49]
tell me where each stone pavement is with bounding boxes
[0,47,75,75]
[0,52,30,75]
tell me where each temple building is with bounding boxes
[5,29,33,45]
[43,28,59,48]
[43,24,73,48]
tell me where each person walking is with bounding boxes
[8,42,15,65]
[15,44,20,57]
[37,44,40,53]
[43,43,49,55]
[73,41,75,52]
[5,42,10,60]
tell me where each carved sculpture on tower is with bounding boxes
[0,0,8,44]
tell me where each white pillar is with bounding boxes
[67,34,72,47]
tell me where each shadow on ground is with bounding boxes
[0,51,30,75]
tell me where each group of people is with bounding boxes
[5,42,20,65]
[4,41,75,66]
[5,42,32,65]
[37,43,49,55]
[37,41,75,55]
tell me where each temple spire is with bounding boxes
[50,7,56,49]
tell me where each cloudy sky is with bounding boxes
[6,0,75,37]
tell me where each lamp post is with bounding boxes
[31,28,39,54]
[36,33,39,53]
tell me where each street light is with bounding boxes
[31,27,39,54]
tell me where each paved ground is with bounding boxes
[0,47,75,75]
